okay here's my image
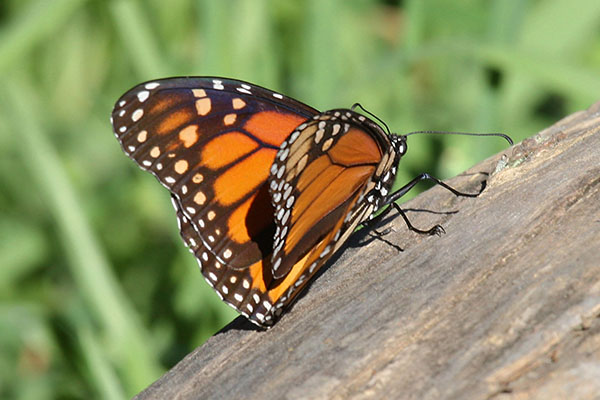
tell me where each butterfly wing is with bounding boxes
[111,77,318,325]
[264,110,400,312]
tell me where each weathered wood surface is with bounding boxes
[136,102,600,400]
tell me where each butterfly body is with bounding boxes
[111,77,405,327]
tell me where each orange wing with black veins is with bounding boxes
[112,77,317,326]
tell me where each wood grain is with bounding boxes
[136,102,600,400]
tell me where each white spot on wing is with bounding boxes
[132,109,144,121]
[279,148,289,161]
[137,90,150,102]
[277,164,285,179]
[282,209,290,225]
[212,79,224,90]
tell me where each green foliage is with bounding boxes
[0,0,598,397]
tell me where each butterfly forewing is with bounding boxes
[111,77,318,326]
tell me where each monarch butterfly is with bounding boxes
[111,77,510,327]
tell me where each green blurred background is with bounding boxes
[1,0,599,398]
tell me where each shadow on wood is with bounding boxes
[136,102,600,400]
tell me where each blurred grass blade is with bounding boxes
[519,0,600,55]
[110,0,168,78]
[450,41,600,103]
[78,324,127,400]
[0,220,48,291]
[231,0,277,84]
[0,0,87,74]
[304,0,340,107]
[197,0,234,76]
[2,78,162,395]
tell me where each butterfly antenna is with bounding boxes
[405,130,513,145]
[352,103,392,136]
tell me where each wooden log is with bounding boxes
[135,102,600,400]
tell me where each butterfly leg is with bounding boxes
[384,172,486,206]
[390,202,445,236]
[375,172,486,235]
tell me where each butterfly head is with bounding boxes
[391,133,407,158]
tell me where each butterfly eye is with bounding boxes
[395,135,408,156]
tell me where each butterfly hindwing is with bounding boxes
[267,109,398,283]
[171,195,279,325]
